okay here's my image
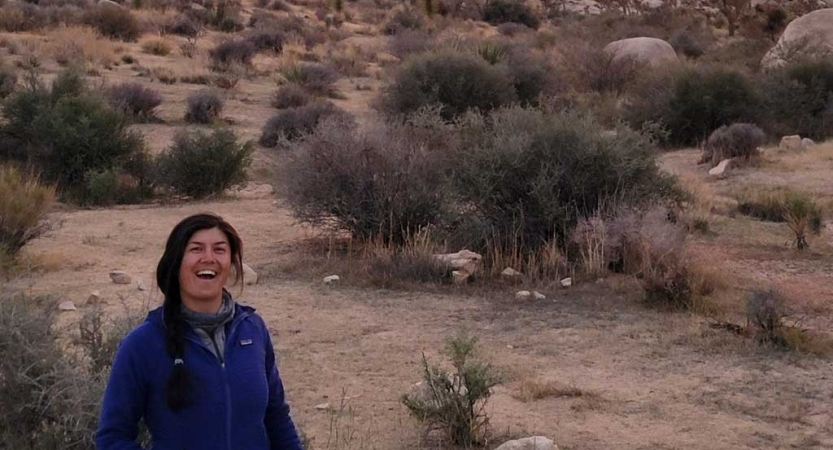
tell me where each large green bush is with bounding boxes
[762,59,833,140]
[0,70,148,204]
[450,107,676,250]
[156,128,253,199]
[378,50,516,121]
[627,65,760,146]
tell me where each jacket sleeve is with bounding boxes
[262,322,303,450]
[95,330,147,450]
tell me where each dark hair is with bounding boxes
[156,213,244,411]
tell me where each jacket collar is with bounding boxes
[147,302,256,330]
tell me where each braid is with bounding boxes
[164,297,191,411]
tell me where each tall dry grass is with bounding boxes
[45,26,120,70]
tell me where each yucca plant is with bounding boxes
[782,192,822,251]
[476,43,504,65]
[0,166,55,258]
[402,333,500,447]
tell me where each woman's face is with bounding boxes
[179,227,232,311]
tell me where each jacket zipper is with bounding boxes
[184,311,249,450]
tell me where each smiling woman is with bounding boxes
[96,213,303,450]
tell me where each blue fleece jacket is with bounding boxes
[96,303,303,450]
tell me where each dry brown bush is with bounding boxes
[0,167,54,259]
[45,26,119,70]
[83,3,141,41]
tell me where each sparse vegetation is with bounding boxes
[382,8,424,35]
[209,39,256,71]
[782,191,821,251]
[141,38,172,56]
[483,0,540,29]
[402,333,500,447]
[83,3,141,42]
[156,128,253,199]
[272,83,311,109]
[281,62,340,97]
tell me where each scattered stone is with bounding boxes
[434,250,483,275]
[87,291,102,305]
[507,344,514,349]
[533,291,546,300]
[501,267,522,281]
[515,290,532,301]
[314,403,331,411]
[137,278,146,291]
[603,37,677,66]
[58,300,77,311]
[110,270,132,285]
[452,270,471,285]
[780,135,802,151]
[404,381,431,404]
[560,277,572,288]
[495,436,556,450]
[708,159,732,178]
[323,275,340,285]
[242,263,258,286]
[802,137,816,148]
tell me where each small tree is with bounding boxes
[402,333,500,447]
[763,8,787,42]
[701,0,752,37]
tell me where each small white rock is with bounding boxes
[507,344,514,349]
[780,135,802,151]
[515,290,532,301]
[533,291,546,300]
[137,278,146,291]
[708,158,731,178]
[560,277,572,287]
[323,275,340,285]
[495,436,556,450]
[801,137,816,148]
[58,300,77,311]
[314,402,331,410]
[110,270,132,285]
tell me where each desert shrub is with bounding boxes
[389,29,434,59]
[402,333,500,447]
[185,89,223,123]
[734,187,823,234]
[499,48,559,106]
[379,50,516,121]
[282,113,451,243]
[668,29,705,58]
[762,8,787,42]
[272,83,311,109]
[0,293,147,450]
[699,37,770,73]
[0,64,17,99]
[0,166,54,258]
[700,123,765,167]
[783,191,821,251]
[627,65,760,146]
[156,128,253,199]
[169,16,202,37]
[141,38,171,56]
[281,62,340,97]
[270,0,291,11]
[382,7,424,35]
[762,59,833,140]
[449,107,675,251]
[564,45,645,96]
[483,0,540,29]
[259,101,351,147]
[746,289,788,345]
[0,70,148,204]
[496,22,531,37]
[208,39,256,71]
[107,82,163,121]
[83,4,141,41]
[245,29,284,52]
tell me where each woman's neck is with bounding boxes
[181,294,223,314]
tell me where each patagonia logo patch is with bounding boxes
[240,339,253,346]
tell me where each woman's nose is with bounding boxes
[199,248,218,263]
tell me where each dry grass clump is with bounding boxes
[140,37,172,56]
[281,62,340,97]
[745,289,833,356]
[45,26,119,70]
[0,167,54,259]
[734,187,824,248]
[364,231,449,288]
[209,39,256,71]
[382,7,424,35]
[514,379,598,403]
[774,141,833,172]
[782,192,822,251]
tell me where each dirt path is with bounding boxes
[13,192,833,450]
